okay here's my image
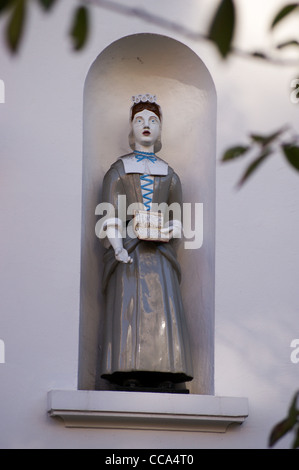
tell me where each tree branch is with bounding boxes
[86,0,299,66]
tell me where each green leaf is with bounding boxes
[208,0,236,58]
[250,134,267,144]
[37,0,57,11]
[292,80,299,99]
[276,40,299,49]
[69,5,90,51]
[269,417,296,447]
[292,426,299,449]
[237,150,271,187]
[269,390,299,447]
[5,0,26,54]
[288,390,299,418]
[271,3,299,29]
[250,51,268,60]
[0,0,13,15]
[222,145,250,162]
[283,144,299,171]
[250,128,285,147]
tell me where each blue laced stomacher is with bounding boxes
[134,151,157,211]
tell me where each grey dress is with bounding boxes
[99,156,193,387]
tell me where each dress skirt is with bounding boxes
[100,236,193,385]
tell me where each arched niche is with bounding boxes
[79,33,216,395]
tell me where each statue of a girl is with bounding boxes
[98,94,193,391]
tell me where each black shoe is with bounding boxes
[159,380,175,390]
[122,378,141,388]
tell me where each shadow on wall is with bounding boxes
[216,305,298,402]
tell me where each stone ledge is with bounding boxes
[48,390,248,433]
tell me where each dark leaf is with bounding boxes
[0,0,13,15]
[292,426,299,449]
[276,40,299,49]
[292,80,299,99]
[37,0,57,11]
[237,150,271,187]
[222,145,250,162]
[208,0,236,58]
[251,51,268,60]
[269,417,295,447]
[69,5,89,51]
[271,3,299,29]
[250,128,285,147]
[269,390,299,447]
[288,391,299,421]
[250,134,267,144]
[5,0,26,54]
[283,144,299,171]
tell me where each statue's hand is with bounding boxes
[160,221,182,240]
[115,247,133,264]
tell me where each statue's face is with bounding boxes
[132,109,161,148]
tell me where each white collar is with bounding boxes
[120,153,168,176]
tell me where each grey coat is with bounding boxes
[99,157,193,385]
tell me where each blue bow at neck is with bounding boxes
[134,151,157,163]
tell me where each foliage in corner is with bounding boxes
[0,0,91,54]
[271,3,299,53]
[37,0,58,11]
[208,0,236,58]
[69,5,90,51]
[270,3,299,29]
[4,0,27,53]
[221,127,299,188]
[269,390,299,449]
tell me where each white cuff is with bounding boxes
[97,217,123,248]
[165,219,183,238]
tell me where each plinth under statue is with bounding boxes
[97,94,193,392]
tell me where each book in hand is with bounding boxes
[133,210,170,242]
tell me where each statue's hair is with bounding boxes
[130,101,162,121]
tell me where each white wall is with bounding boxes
[0,0,298,449]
